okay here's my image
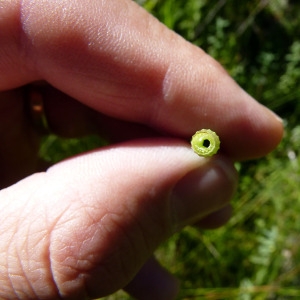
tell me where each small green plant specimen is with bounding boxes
[191,129,220,157]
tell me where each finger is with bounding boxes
[2,0,282,160]
[124,257,179,300]
[36,83,162,141]
[0,83,161,189]
[195,204,233,229]
[0,140,237,299]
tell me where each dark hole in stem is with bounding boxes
[203,139,210,148]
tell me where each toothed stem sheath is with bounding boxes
[191,129,220,157]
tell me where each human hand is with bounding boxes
[0,0,283,299]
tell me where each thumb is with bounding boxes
[0,139,237,299]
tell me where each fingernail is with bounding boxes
[124,257,179,300]
[170,157,238,231]
[273,113,283,123]
[264,105,283,123]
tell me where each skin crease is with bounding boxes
[0,0,283,299]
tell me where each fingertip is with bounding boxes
[222,103,284,160]
[195,204,233,229]
[171,156,238,230]
[124,257,179,300]
[258,105,284,154]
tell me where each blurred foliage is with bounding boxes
[135,0,300,299]
[40,0,300,299]
[39,134,106,163]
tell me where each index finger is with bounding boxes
[1,0,283,160]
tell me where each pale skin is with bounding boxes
[0,0,283,299]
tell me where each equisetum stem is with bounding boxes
[191,129,220,157]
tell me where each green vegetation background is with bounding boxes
[41,0,300,299]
